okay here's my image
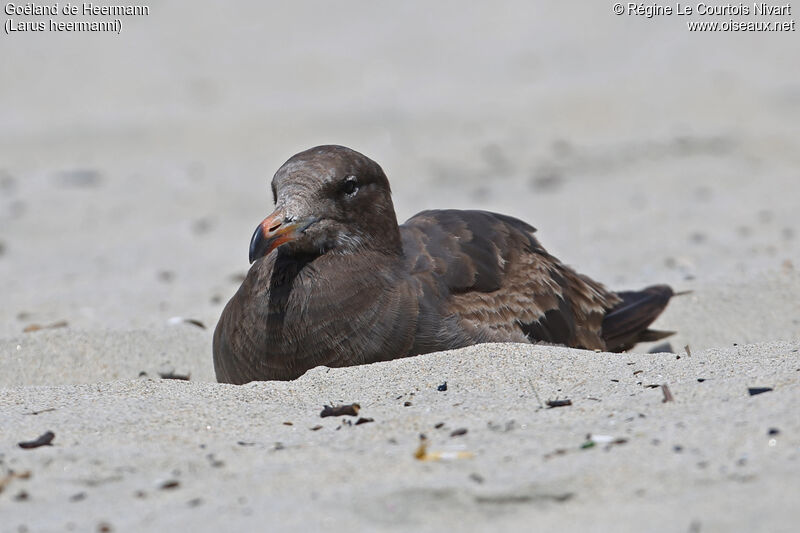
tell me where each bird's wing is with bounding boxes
[400,210,621,350]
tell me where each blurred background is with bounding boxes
[1,1,798,353]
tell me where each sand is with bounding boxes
[2,342,799,532]
[1,1,799,531]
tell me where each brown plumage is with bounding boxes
[213,145,674,384]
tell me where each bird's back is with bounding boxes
[399,209,660,352]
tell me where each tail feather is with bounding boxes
[602,284,674,352]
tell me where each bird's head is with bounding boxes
[248,145,402,263]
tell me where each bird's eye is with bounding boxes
[342,176,359,196]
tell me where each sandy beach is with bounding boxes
[2,2,799,531]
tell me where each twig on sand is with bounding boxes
[0,470,31,494]
[661,384,674,403]
[528,379,544,408]
[24,407,56,415]
[23,320,68,333]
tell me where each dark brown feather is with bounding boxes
[400,210,622,352]
[213,146,675,384]
[601,285,674,352]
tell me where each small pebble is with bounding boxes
[469,473,484,484]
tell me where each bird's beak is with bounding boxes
[249,210,316,263]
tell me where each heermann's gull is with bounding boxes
[213,145,674,384]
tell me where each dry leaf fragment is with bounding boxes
[413,434,473,461]
[320,403,360,417]
[23,320,68,333]
[18,431,55,449]
[158,371,191,381]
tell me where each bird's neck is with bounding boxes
[366,210,404,256]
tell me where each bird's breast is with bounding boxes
[215,251,420,382]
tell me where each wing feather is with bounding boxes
[400,210,621,350]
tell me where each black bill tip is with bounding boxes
[249,224,268,264]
